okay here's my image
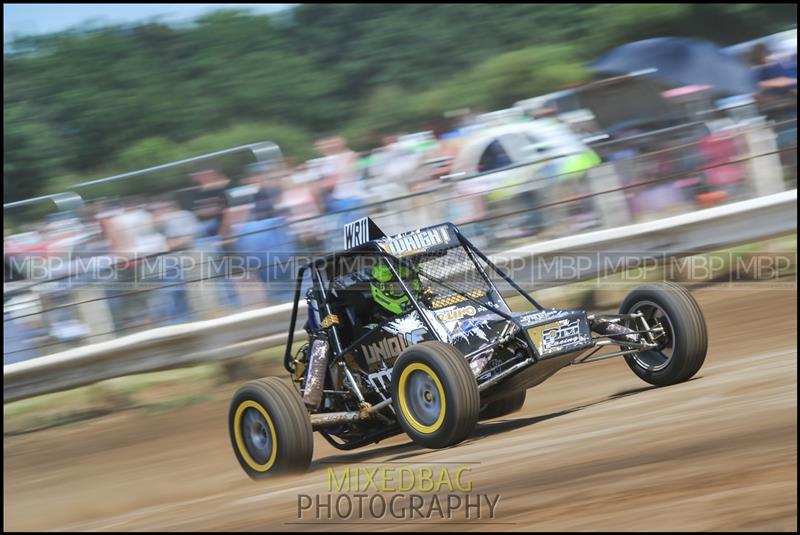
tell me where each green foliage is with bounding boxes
[181,123,314,161]
[3,4,794,202]
[49,124,316,199]
[582,4,692,53]
[345,86,424,148]
[3,105,68,202]
[453,46,587,110]
[114,137,184,196]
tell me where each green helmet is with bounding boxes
[370,261,421,314]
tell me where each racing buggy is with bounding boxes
[229,218,707,478]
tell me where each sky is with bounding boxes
[3,4,297,38]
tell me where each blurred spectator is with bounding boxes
[315,136,367,247]
[695,130,749,202]
[242,161,285,220]
[104,200,169,258]
[154,200,201,252]
[190,169,230,238]
[4,256,25,283]
[152,200,200,324]
[283,162,325,252]
[369,134,423,186]
[749,43,797,99]
[99,200,169,330]
[316,136,367,209]
[187,169,241,309]
[748,43,798,188]
[4,307,46,364]
[232,167,299,304]
[359,135,417,232]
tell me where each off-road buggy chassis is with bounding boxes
[229,219,707,478]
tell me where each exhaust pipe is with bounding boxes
[310,399,392,430]
[310,410,365,429]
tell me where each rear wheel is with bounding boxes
[392,341,479,449]
[480,390,526,420]
[620,282,708,386]
[229,377,313,479]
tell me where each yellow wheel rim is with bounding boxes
[398,363,446,434]
[233,400,278,472]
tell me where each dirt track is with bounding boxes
[3,284,797,531]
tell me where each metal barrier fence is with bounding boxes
[3,117,797,364]
[4,188,797,403]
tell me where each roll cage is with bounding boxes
[283,223,546,374]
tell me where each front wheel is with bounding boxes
[620,282,708,386]
[392,341,479,449]
[229,377,313,479]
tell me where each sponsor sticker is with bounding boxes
[528,318,584,356]
[361,335,409,366]
[378,225,453,257]
[435,305,477,323]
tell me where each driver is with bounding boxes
[369,260,425,322]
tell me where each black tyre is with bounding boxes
[391,341,479,449]
[619,282,708,386]
[480,390,527,420]
[229,377,313,479]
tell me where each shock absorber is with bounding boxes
[305,287,321,333]
[589,317,639,343]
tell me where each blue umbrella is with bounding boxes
[591,37,757,96]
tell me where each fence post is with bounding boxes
[587,163,632,228]
[744,124,785,197]
[75,286,116,343]
[187,249,220,319]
